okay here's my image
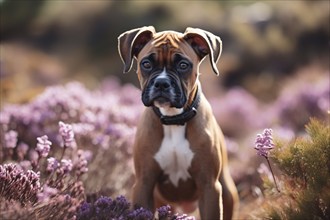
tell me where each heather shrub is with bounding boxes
[0,81,142,195]
[210,73,329,140]
[253,118,330,219]
[1,77,328,219]
[272,77,329,132]
[76,195,194,220]
[0,121,86,219]
[0,80,197,219]
[0,164,40,205]
[210,87,265,138]
[0,81,142,219]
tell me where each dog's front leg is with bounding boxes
[132,152,161,211]
[198,180,223,220]
[132,174,157,210]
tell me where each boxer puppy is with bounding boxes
[118,26,238,220]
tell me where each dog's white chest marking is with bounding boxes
[154,124,194,187]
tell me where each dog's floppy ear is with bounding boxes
[118,26,156,73]
[183,27,222,75]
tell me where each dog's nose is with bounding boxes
[154,78,171,91]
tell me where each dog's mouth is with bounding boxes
[143,92,173,107]
[153,96,171,105]
[154,95,186,109]
[142,89,186,108]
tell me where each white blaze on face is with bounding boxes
[156,68,168,79]
[152,69,169,109]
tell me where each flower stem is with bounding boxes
[266,157,280,192]
[60,146,66,160]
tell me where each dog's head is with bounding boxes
[118,26,222,109]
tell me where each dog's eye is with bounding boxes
[141,60,152,70]
[178,61,190,71]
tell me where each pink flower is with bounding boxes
[37,185,58,203]
[0,164,41,204]
[254,129,280,192]
[254,128,274,158]
[58,121,75,148]
[17,142,29,156]
[60,159,73,173]
[4,130,18,148]
[36,135,52,157]
[47,157,59,172]
[75,150,89,176]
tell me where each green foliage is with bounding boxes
[259,118,330,220]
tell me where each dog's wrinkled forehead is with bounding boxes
[139,31,197,63]
[152,31,182,48]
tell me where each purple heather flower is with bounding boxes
[59,121,76,148]
[36,135,52,157]
[37,185,58,203]
[0,164,41,204]
[26,169,41,189]
[254,128,274,158]
[75,150,89,176]
[99,195,129,218]
[254,129,280,192]
[60,159,73,173]
[210,87,266,137]
[113,195,131,213]
[95,196,112,208]
[19,160,32,171]
[76,195,196,220]
[4,130,18,148]
[76,202,93,220]
[127,207,153,220]
[47,157,59,172]
[85,195,131,219]
[0,110,10,125]
[157,205,171,219]
[172,213,196,220]
[273,77,329,131]
[94,196,113,217]
[17,142,29,157]
[80,149,93,161]
[29,149,39,163]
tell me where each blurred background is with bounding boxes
[0,0,329,218]
[1,0,328,104]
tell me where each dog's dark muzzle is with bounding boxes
[142,73,186,108]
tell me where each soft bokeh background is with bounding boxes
[1,0,329,219]
[2,0,328,103]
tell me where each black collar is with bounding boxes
[152,85,201,126]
